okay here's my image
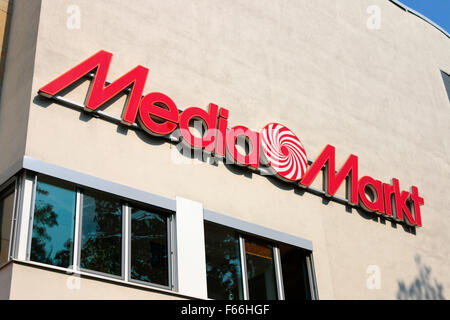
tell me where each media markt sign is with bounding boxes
[38,50,424,227]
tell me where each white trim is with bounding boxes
[0,177,18,263]
[123,203,130,282]
[204,209,313,251]
[308,253,319,300]
[169,214,178,292]
[273,245,285,300]
[239,235,249,300]
[175,197,208,299]
[22,156,176,212]
[25,175,37,260]
[16,174,34,260]
[72,189,82,271]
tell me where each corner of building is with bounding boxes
[0,261,13,299]
[0,0,42,185]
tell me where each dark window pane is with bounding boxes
[279,243,311,300]
[245,238,277,300]
[0,185,14,265]
[130,206,168,286]
[441,70,450,102]
[204,222,243,300]
[80,190,122,276]
[30,177,76,268]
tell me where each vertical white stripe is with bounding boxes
[72,190,82,271]
[239,235,249,300]
[175,197,208,299]
[273,246,285,300]
[123,204,130,282]
[16,175,34,260]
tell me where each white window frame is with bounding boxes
[0,176,19,268]
[204,211,318,300]
[7,158,319,300]
[15,171,176,292]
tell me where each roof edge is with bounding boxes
[389,0,449,39]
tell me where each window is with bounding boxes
[30,176,76,268]
[0,183,15,265]
[80,189,122,276]
[204,222,315,300]
[279,243,311,300]
[130,205,169,286]
[441,70,450,102]
[24,174,173,290]
[204,222,243,300]
[245,238,277,300]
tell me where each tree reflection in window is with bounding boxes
[30,177,76,268]
[204,222,243,300]
[130,206,168,286]
[80,190,122,276]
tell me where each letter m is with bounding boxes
[300,144,359,205]
[38,50,149,125]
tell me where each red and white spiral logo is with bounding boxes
[261,123,308,181]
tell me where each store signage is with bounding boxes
[38,50,424,227]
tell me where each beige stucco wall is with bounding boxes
[1,0,449,299]
[0,262,12,299]
[6,263,185,300]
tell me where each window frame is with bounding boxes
[77,188,124,280]
[204,219,318,300]
[126,200,175,290]
[8,165,317,300]
[23,172,175,291]
[0,176,19,268]
[27,174,78,268]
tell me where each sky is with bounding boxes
[398,0,450,34]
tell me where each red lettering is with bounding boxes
[179,103,219,152]
[358,176,384,213]
[300,145,359,205]
[410,186,424,227]
[38,50,425,227]
[226,125,260,169]
[138,92,179,136]
[382,182,395,217]
[215,108,229,157]
[38,50,149,125]
[392,178,416,226]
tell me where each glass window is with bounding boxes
[130,205,169,286]
[441,70,450,102]
[80,190,122,276]
[245,238,277,300]
[204,222,243,300]
[30,177,76,268]
[279,243,311,300]
[0,184,15,265]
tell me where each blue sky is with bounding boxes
[398,0,450,34]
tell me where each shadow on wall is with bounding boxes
[354,206,416,235]
[397,255,445,300]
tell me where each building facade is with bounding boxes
[0,0,449,300]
